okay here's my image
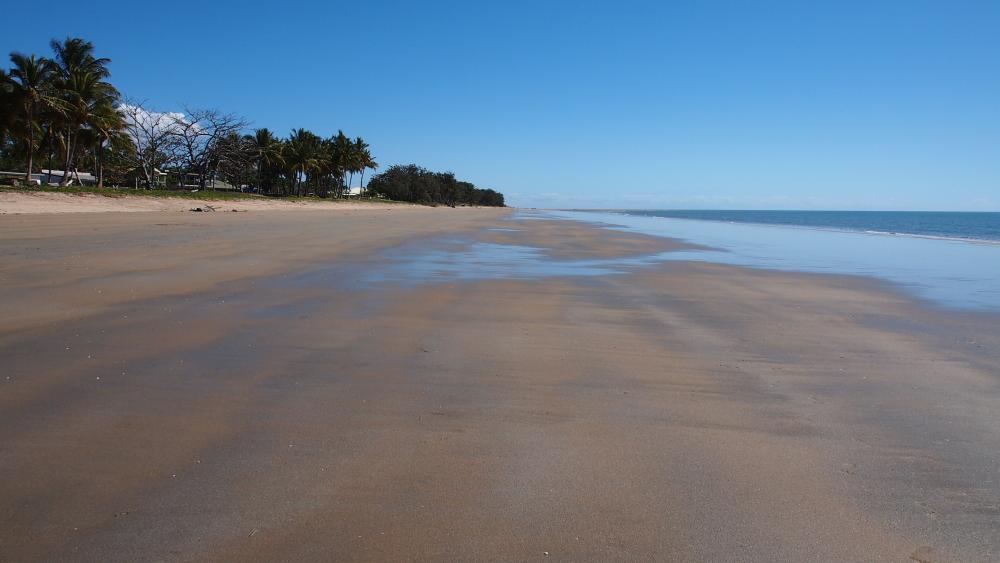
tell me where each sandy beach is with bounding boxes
[1,205,998,562]
[0,191,417,215]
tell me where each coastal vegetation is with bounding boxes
[0,38,505,206]
[0,183,408,204]
[366,164,504,207]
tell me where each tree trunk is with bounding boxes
[45,127,54,174]
[60,129,71,185]
[24,103,34,182]
[359,168,365,196]
[60,128,78,186]
[143,163,154,189]
[97,141,104,189]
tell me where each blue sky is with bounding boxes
[3,1,998,209]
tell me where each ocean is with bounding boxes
[608,210,1000,243]
[556,210,1000,310]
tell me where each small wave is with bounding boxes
[854,229,1000,245]
[611,212,1000,246]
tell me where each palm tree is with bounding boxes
[283,129,324,196]
[57,69,119,185]
[317,136,338,197]
[345,137,377,196]
[49,37,116,186]
[7,53,59,182]
[330,130,352,196]
[358,145,378,197]
[345,138,361,192]
[306,133,330,195]
[249,128,284,194]
[0,69,12,145]
[50,38,111,80]
[89,101,125,188]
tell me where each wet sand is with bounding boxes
[1,209,998,562]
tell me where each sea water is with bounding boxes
[608,210,1000,243]
[555,210,1000,311]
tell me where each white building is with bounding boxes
[39,170,97,186]
[0,169,96,186]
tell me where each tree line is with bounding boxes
[0,37,505,205]
[366,165,504,207]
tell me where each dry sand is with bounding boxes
[1,206,998,562]
[0,190,416,214]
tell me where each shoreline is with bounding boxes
[555,209,1000,245]
[569,208,1000,246]
[549,209,1000,312]
[1,209,998,561]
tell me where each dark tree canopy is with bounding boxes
[365,164,505,207]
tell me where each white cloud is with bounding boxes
[118,103,186,129]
